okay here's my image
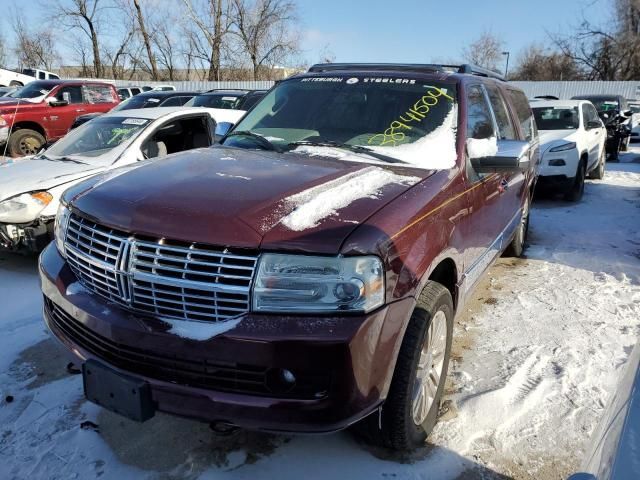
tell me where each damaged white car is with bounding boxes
[0,106,245,253]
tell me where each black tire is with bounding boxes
[354,281,453,451]
[504,192,530,258]
[564,160,585,202]
[620,136,629,152]
[588,149,605,180]
[7,129,45,157]
[9,81,23,87]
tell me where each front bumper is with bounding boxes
[0,220,53,253]
[39,244,415,433]
[538,148,579,179]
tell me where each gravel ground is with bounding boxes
[0,148,638,480]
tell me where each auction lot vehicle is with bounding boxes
[572,94,633,160]
[629,101,640,142]
[0,67,60,87]
[187,89,267,111]
[40,63,538,450]
[117,86,143,100]
[0,80,119,156]
[70,91,199,130]
[532,100,606,201]
[1,107,242,252]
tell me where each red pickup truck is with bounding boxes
[0,80,119,156]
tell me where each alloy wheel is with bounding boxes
[412,310,448,425]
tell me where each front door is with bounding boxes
[46,85,85,138]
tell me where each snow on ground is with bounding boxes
[0,148,639,480]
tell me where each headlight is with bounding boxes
[253,254,385,313]
[0,192,53,223]
[549,142,576,152]
[54,203,71,258]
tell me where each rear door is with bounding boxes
[583,103,605,168]
[82,84,119,115]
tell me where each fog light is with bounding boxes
[548,159,566,166]
[265,368,297,394]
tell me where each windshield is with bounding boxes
[532,107,579,130]
[222,76,458,168]
[44,116,149,161]
[112,95,162,111]
[585,98,620,112]
[7,82,54,99]
[187,93,243,109]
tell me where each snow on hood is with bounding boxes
[0,157,104,202]
[538,129,579,153]
[279,166,420,231]
[368,105,458,170]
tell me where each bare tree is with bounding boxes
[183,0,232,81]
[461,31,504,71]
[510,44,583,80]
[154,19,182,80]
[53,0,106,77]
[130,0,159,80]
[230,0,299,80]
[12,15,59,70]
[0,29,8,68]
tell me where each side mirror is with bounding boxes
[586,120,602,130]
[468,138,530,174]
[46,96,69,107]
[215,121,234,142]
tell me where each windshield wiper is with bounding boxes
[288,141,405,164]
[47,155,89,165]
[224,130,281,152]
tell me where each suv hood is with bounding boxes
[0,158,104,202]
[71,147,433,254]
[539,130,579,153]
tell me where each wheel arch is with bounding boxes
[11,121,47,139]
[425,257,459,311]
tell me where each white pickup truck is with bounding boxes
[0,68,60,87]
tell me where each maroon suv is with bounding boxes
[39,63,539,450]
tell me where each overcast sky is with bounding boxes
[0,0,612,68]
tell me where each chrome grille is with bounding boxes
[64,213,257,322]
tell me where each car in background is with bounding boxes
[568,342,640,480]
[0,80,120,156]
[70,91,198,130]
[0,86,18,97]
[39,63,538,451]
[532,100,606,201]
[0,106,244,253]
[117,86,143,100]
[142,85,176,92]
[0,67,60,87]
[571,94,633,159]
[186,89,267,111]
[628,100,640,142]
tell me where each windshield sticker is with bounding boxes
[122,118,148,125]
[147,98,160,103]
[222,96,239,101]
[346,78,359,84]
[108,128,135,145]
[367,87,454,147]
[603,101,618,105]
[300,77,345,83]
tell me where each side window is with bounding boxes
[581,105,590,128]
[141,116,211,159]
[507,89,536,141]
[131,88,141,96]
[38,71,45,79]
[50,73,60,80]
[57,86,83,104]
[84,85,117,104]
[466,85,494,139]
[485,85,516,139]
[588,105,601,125]
[160,96,192,107]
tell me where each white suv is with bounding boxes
[532,100,607,201]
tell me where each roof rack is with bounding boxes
[307,63,506,81]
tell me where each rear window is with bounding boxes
[507,89,537,141]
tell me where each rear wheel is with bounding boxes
[588,149,605,180]
[504,192,530,257]
[7,129,45,157]
[564,160,585,202]
[355,281,453,451]
[9,81,23,87]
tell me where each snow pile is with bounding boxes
[160,317,241,341]
[280,166,420,231]
[466,136,498,158]
[368,105,459,170]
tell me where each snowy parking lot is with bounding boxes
[0,148,639,480]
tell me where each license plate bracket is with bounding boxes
[83,360,155,422]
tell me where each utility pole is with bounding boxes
[502,51,510,79]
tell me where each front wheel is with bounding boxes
[7,129,45,157]
[588,149,605,180]
[564,160,585,202]
[355,281,453,451]
[504,193,530,257]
